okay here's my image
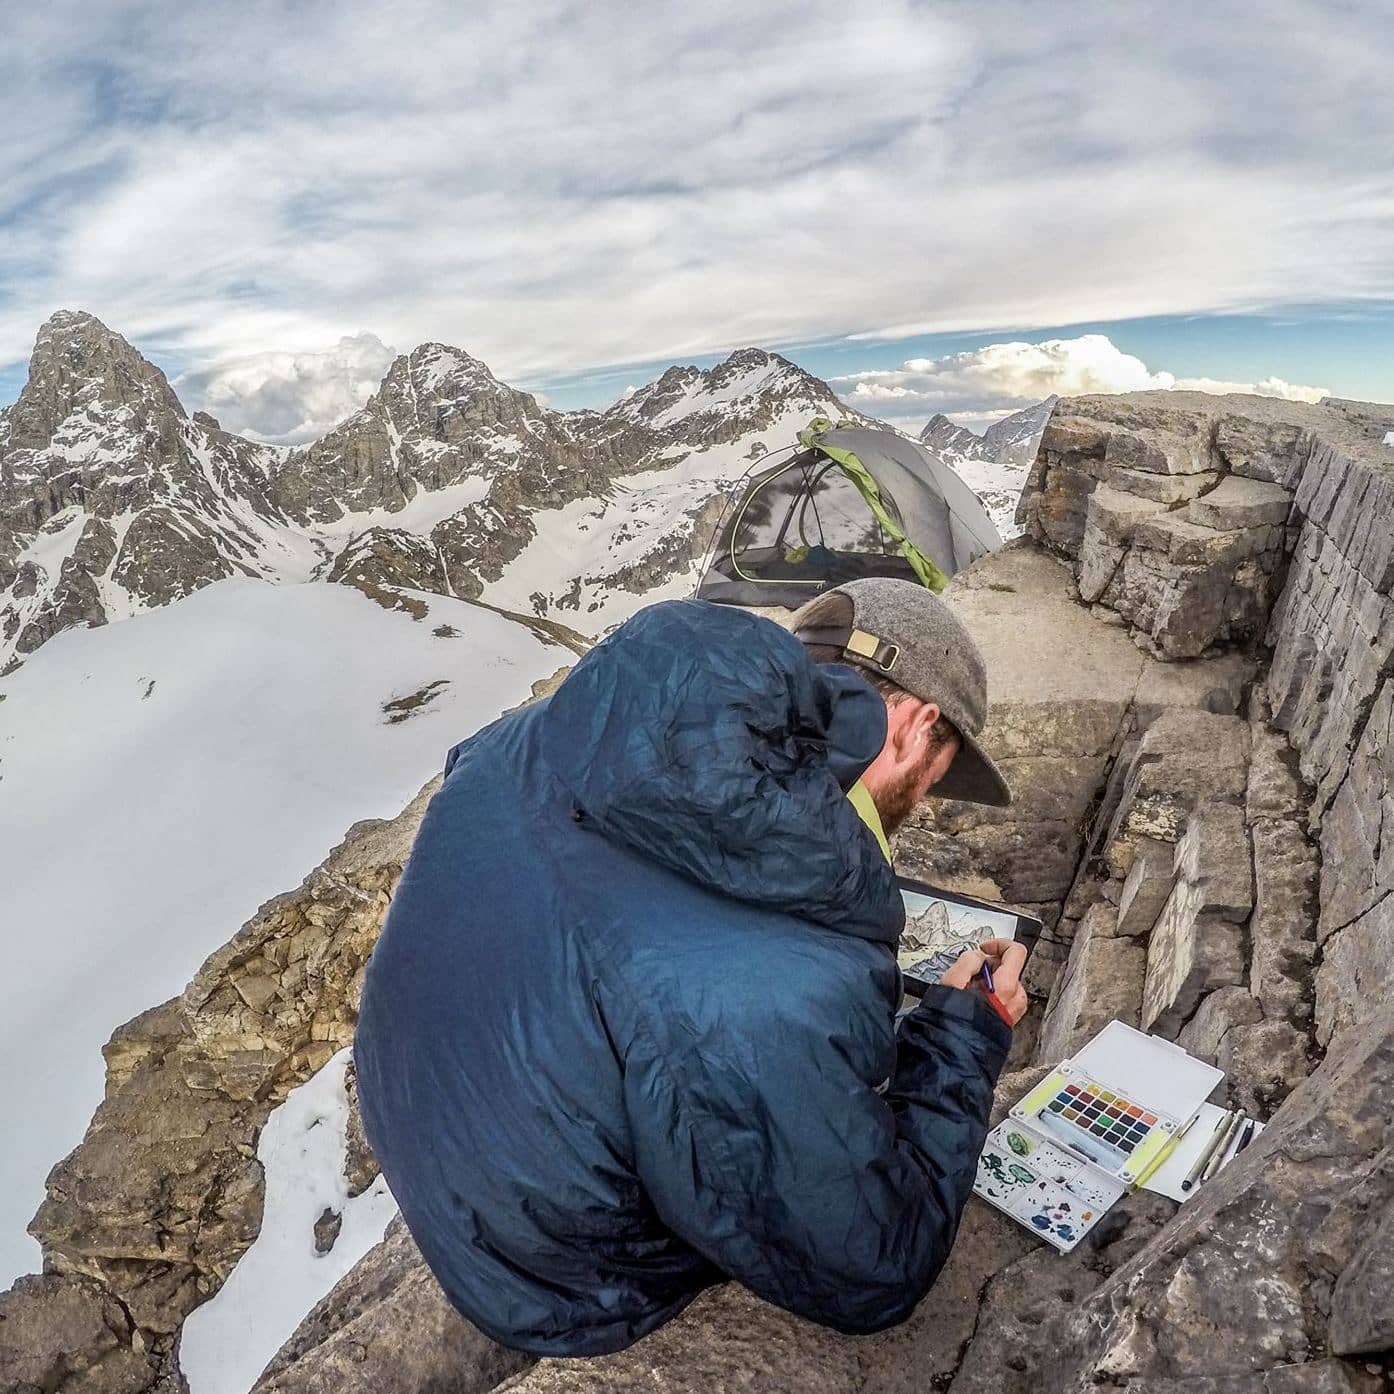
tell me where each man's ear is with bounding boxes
[910,700,942,748]
[893,699,941,758]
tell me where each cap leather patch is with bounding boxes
[844,628,899,673]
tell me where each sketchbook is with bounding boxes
[895,876,1042,988]
[973,1022,1224,1251]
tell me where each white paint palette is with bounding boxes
[974,1120,1127,1251]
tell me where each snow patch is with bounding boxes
[483,420,798,630]
[947,456,1030,539]
[180,1050,397,1394]
[307,476,493,544]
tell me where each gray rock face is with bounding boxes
[919,412,981,457]
[1044,1012,1394,1389]
[1328,1200,1394,1357]
[1017,391,1394,661]
[919,397,1057,469]
[980,397,1060,465]
[0,1271,160,1394]
[1141,804,1253,1035]
[1035,903,1146,1060]
[252,1218,530,1394]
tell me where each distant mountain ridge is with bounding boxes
[918,396,1058,466]
[0,313,854,668]
[916,397,1058,536]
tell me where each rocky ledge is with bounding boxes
[5,391,1394,1393]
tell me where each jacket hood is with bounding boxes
[540,600,905,944]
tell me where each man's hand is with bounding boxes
[939,938,1030,1026]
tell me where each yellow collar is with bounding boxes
[847,780,890,862]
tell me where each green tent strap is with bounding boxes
[798,418,950,593]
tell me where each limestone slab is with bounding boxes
[1035,904,1146,1062]
[1219,1019,1314,1117]
[1132,511,1280,567]
[1187,476,1293,532]
[1314,895,1394,1048]
[1248,819,1318,1025]
[1086,484,1171,543]
[1214,412,1308,485]
[1176,987,1262,1064]
[1329,1201,1394,1356]
[1116,846,1175,937]
[1107,467,1218,502]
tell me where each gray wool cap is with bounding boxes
[790,577,1011,807]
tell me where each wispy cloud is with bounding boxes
[837,334,1330,429]
[2,0,1391,410]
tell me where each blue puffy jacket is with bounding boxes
[355,600,1011,1356]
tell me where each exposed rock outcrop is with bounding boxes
[10,783,441,1386]
[251,1218,529,1394]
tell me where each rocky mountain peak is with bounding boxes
[918,412,981,457]
[268,340,574,527]
[0,314,300,668]
[981,394,1059,464]
[604,347,842,438]
[3,310,186,456]
[400,341,509,395]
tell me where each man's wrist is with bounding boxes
[909,983,1013,1068]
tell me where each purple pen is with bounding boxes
[978,959,1014,1027]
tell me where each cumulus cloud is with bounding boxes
[0,1,1391,389]
[174,333,397,444]
[837,334,1328,429]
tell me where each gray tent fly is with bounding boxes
[694,417,1002,609]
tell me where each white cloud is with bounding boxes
[0,2,1391,388]
[836,334,1329,427]
[174,333,397,444]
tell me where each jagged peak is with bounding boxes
[6,310,186,455]
[608,346,835,427]
[396,342,511,396]
[39,307,106,333]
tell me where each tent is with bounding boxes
[694,417,1002,609]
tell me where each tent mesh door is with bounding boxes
[729,458,907,587]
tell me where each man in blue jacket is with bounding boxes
[355,576,1028,1356]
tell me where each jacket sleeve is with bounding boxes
[623,979,1012,1334]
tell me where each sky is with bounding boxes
[2,0,1392,442]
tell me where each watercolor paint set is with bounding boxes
[974,1021,1225,1251]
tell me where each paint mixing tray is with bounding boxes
[974,1120,1127,1251]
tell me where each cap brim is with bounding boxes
[929,727,1012,807]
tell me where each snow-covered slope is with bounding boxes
[0,577,566,1284]
[483,354,844,625]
